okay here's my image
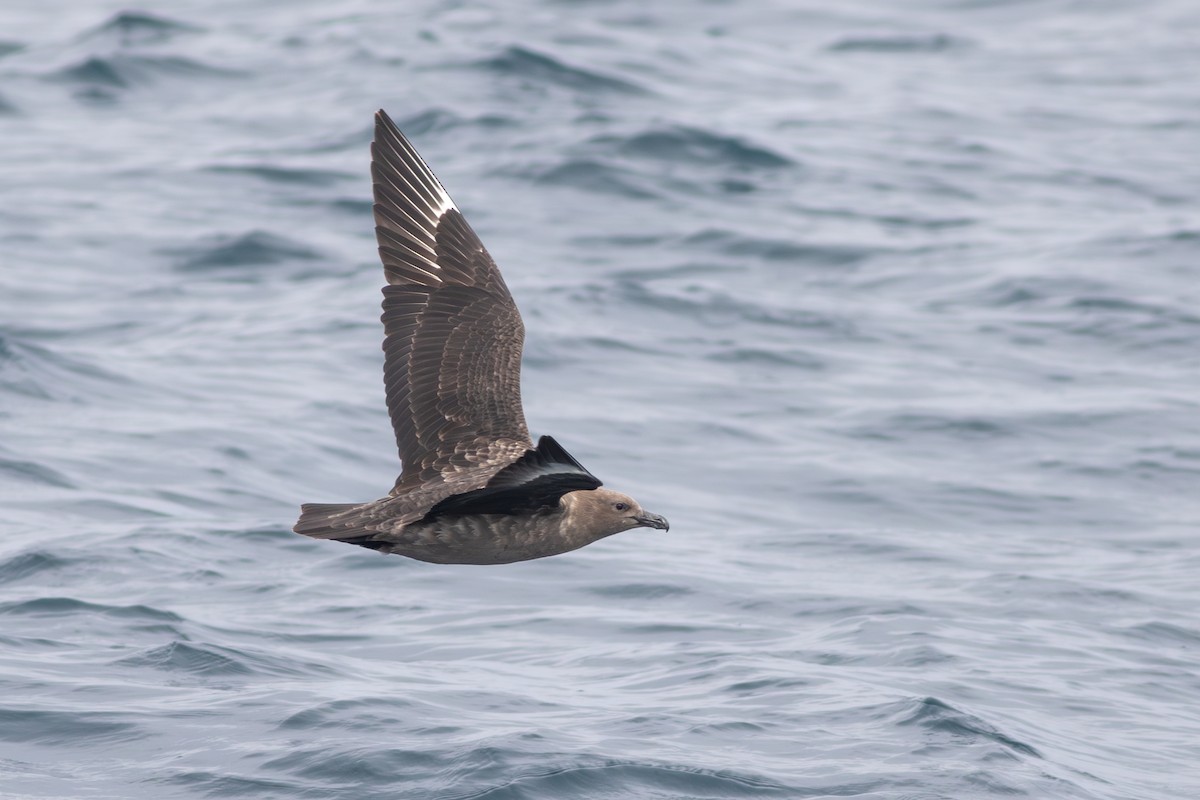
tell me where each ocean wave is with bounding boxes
[684,228,884,266]
[277,697,416,731]
[0,708,144,745]
[0,597,182,622]
[1121,620,1200,647]
[0,329,126,402]
[0,458,74,489]
[475,46,647,95]
[705,346,824,369]
[607,126,792,170]
[398,107,519,137]
[117,640,253,676]
[528,158,659,199]
[582,582,694,599]
[463,761,791,799]
[616,281,860,337]
[859,412,1016,441]
[49,53,241,90]
[828,33,969,53]
[0,550,74,583]
[204,164,354,187]
[171,230,324,272]
[78,10,202,47]
[257,745,790,798]
[158,771,315,797]
[118,639,338,679]
[894,696,1042,758]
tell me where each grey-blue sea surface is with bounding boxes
[2,0,1199,797]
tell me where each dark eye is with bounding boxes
[614,502,628,511]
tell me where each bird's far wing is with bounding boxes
[423,436,602,519]
[371,110,532,491]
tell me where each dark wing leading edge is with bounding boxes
[372,110,532,492]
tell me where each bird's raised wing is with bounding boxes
[371,110,532,491]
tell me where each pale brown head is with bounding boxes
[562,487,670,540]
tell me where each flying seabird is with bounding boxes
[293,110,669,564]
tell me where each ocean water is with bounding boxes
[2,0,1199,797]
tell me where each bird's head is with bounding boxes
[565,487,670,539]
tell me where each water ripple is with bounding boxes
[828,33,969,53]
[118,640,338,679]
[475,46,647,95]
[80,11,202,47]
[0,597,183,621]
[171,231,324,272]
[895,697,1043,759]
[0,708,144,745]
[0,458,74,489]
[205,164,355,187]
[0,330,127,401]
[685,229,883,266]
[50,54,242,89]
[529,159,658,199]
[0,550,73,583]
[607,126,792,169]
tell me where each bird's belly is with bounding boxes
[392,513,573,565]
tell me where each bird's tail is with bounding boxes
[293,502,368,540]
